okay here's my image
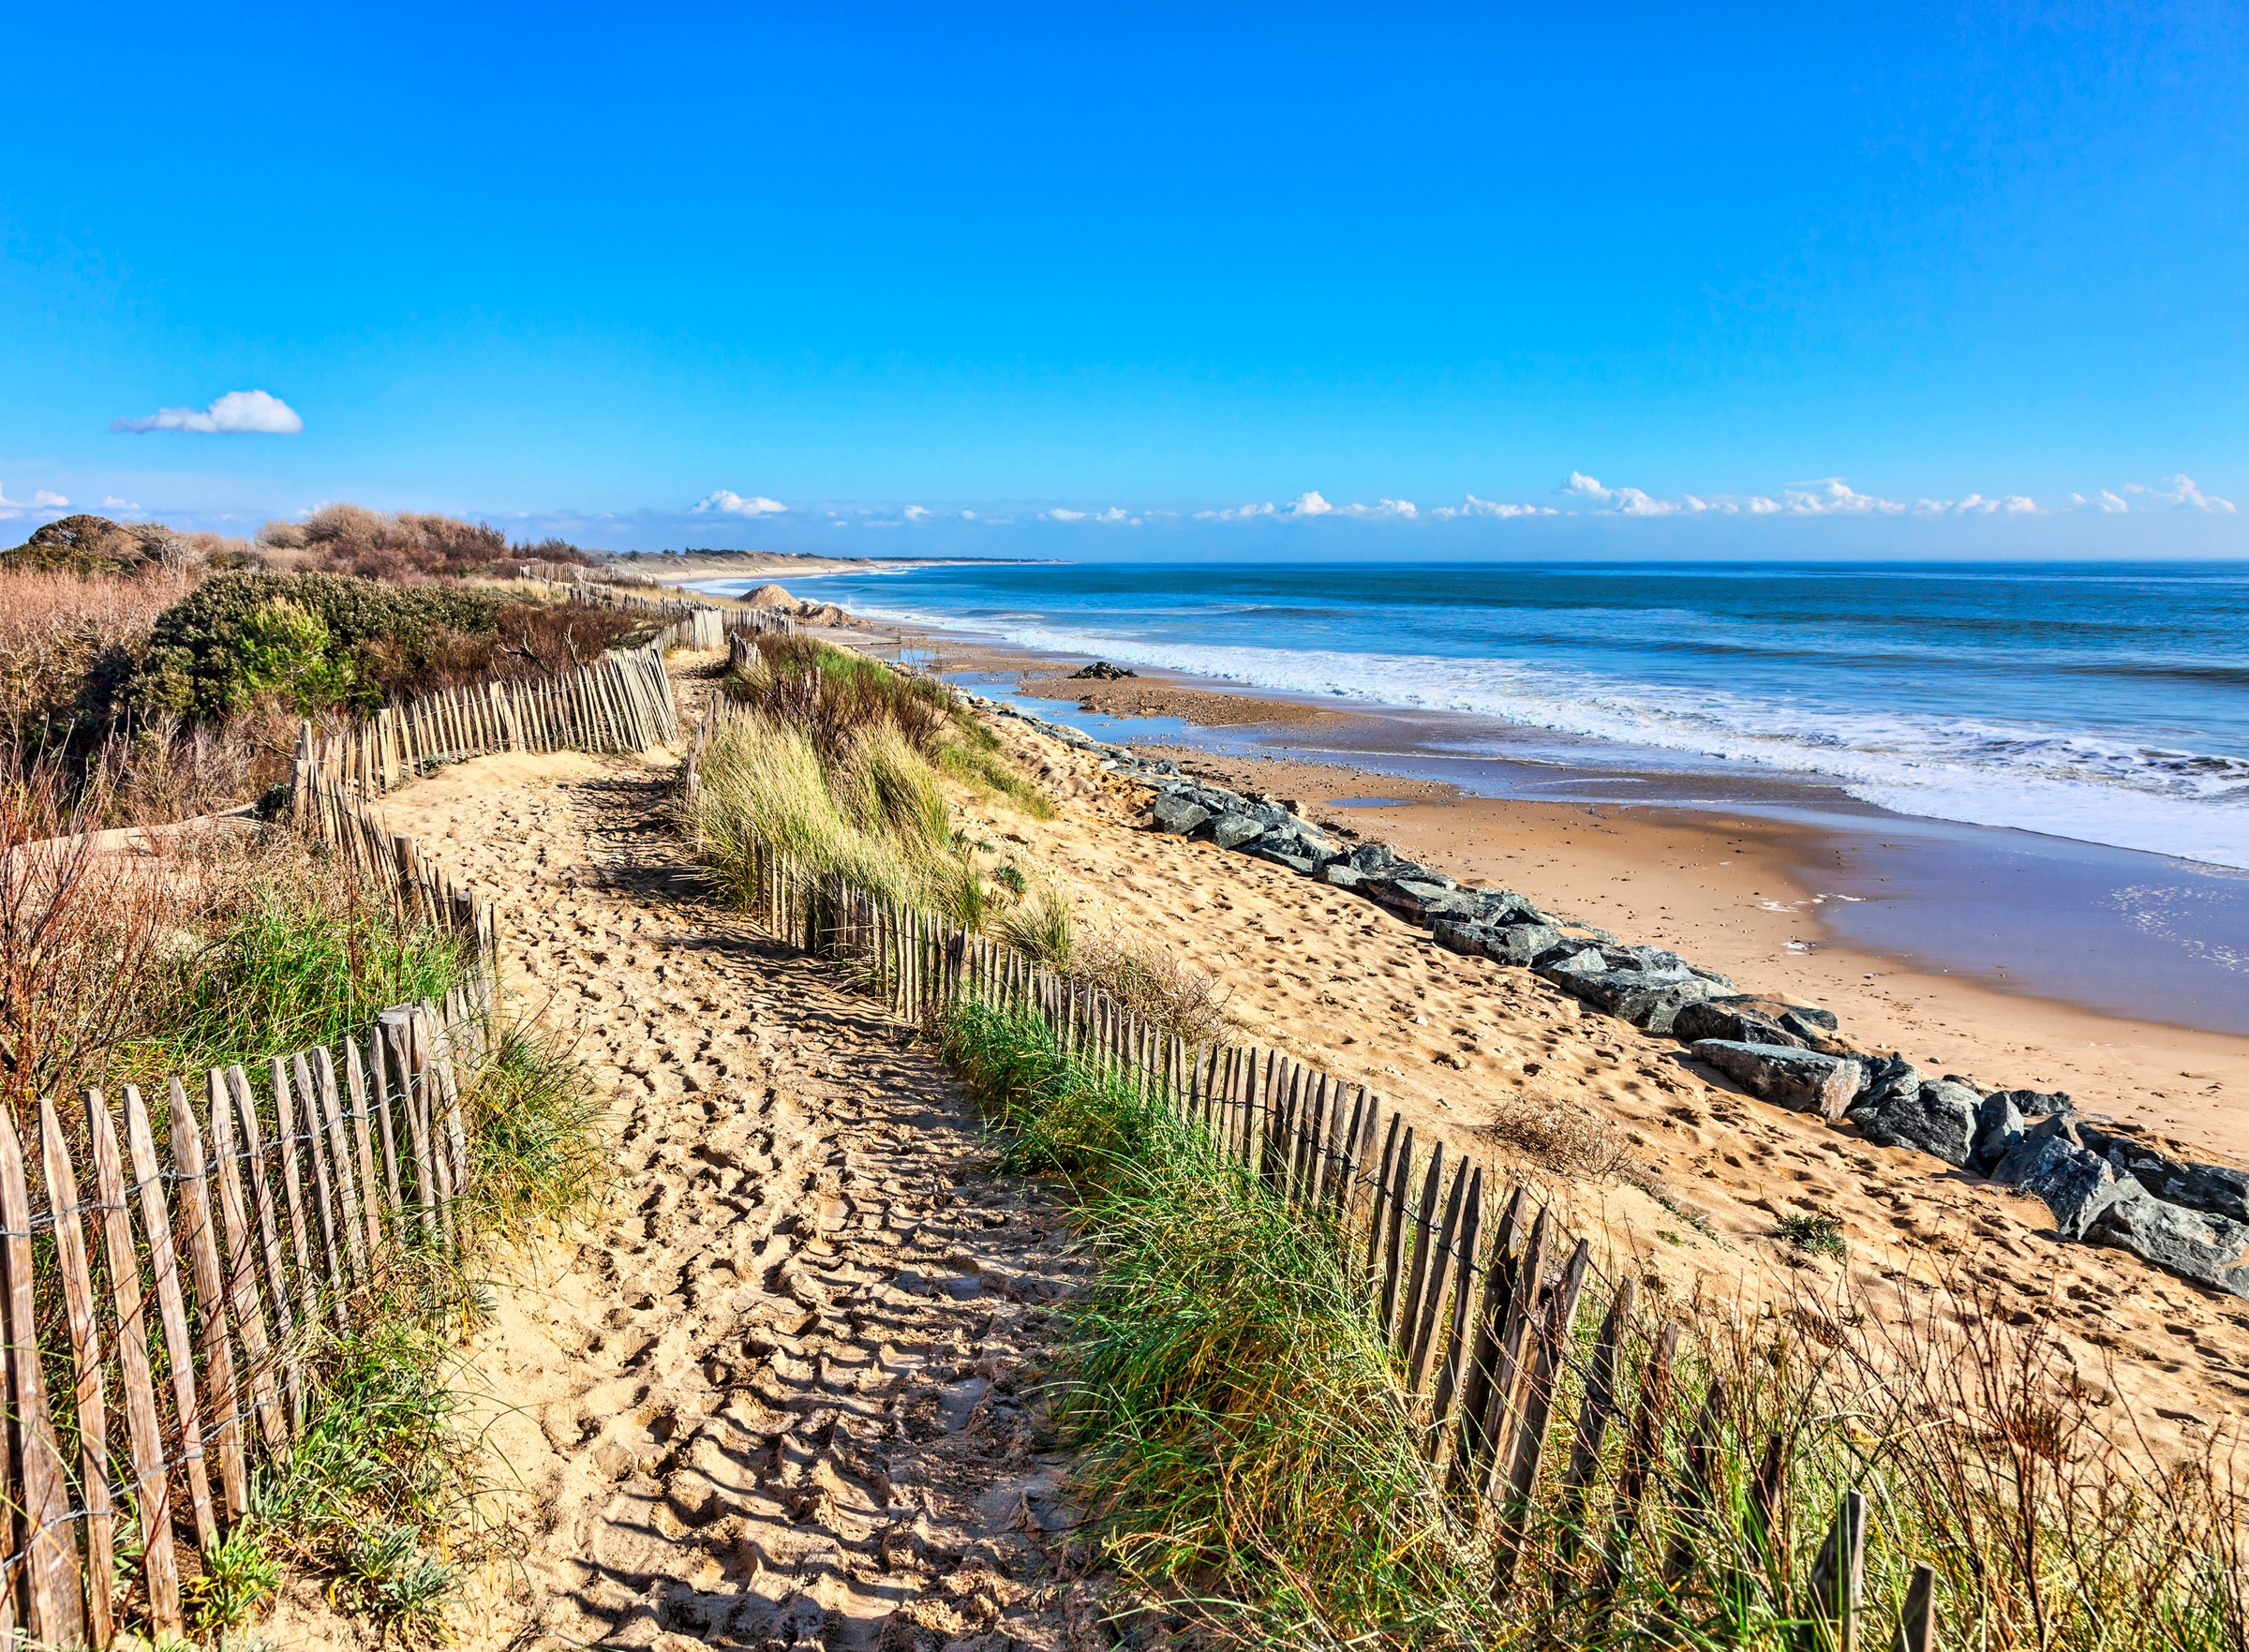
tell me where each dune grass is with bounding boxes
[931,991,2249,1651]
[116,846,468,1090]
[686,636,1055,930]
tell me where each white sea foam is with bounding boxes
[848,601,2249,869]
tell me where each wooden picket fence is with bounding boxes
[290,643,680,801]
[521,578,797,649]
[710,828,1943,1649]
[0,790,501,1645]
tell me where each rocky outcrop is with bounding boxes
[1068,661,1137,679]
[961,689,2249,1305]
[1849,1076,1981,1168]
[1689,1041,1863,1121]
[2088,1192,2249,1300]
[1991,1117,2138,1239]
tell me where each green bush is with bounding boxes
[130,571,505,719]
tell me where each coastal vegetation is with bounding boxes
[686,633,1231,1043]
[0,509,633,826]
[931,989,2248,1650]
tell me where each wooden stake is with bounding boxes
[0,1107,83,1647]
[37,1096,112,1644]
[84,1091,181,1633]
[121,1083,217,1552]
[170,1076,249,1519]
[208,1073,287,1457]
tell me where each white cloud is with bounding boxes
[0,484,70,511]
[1335,498,1417,519]
[1563,470,2060,518]
[1773,478,1907,515]
[902,504,931,521]
[1558,472,1695,515]
[1443,493,1553,519]
[1195,490,1344,522]
[101,496,140,510]
[2122,473,2236,513]
[691,490,786,516]
[31,490,67,508]
[112,388,303,435]
[2095,490,2130,513]
[1043,508,1087,522]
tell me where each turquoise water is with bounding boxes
[749,559,2249,870]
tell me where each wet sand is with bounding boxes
[1014,672,1357,728]
[1156,747,2249,1167]
[828,627,2249,1164]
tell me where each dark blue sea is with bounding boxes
[741,559,2249,870]
[703,558,2249,1032]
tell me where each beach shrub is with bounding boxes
[123,570,641,725]
[685,707,979,918]
[725,633,1054,819]
[690,637,1059,926]
[258,502,509,580]
[131,571,507,718]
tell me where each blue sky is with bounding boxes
[5,2,2246,557]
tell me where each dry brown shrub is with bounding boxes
[1475,1089,1641,1183]
[1072,928,1230,1046]
[0,755,175,1117]
[364,600,642,694]
[82,702,309,825]
[0,563,200,737]
[267,503,510,581]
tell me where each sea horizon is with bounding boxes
[712,556,2249,871]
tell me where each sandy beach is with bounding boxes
[1168,752,2249,1164]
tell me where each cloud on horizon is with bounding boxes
[691,489,787,516]
[112,389,303,435]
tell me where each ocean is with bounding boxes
[742,558,2249,871]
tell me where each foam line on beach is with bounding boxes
[843,600,2249,870]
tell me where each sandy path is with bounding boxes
[959,715,2249,1448]
[272,743,1095,1650]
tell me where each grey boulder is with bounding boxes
[2078,1126,2249,1225]
[1212,812,1266,850]
[1468,889,1545,927]
[1850,1078,1980,1168]
[1690,1040,1864,1122]
[1673,999,1804,1049]
[1991,1118,2137,1239]
[1150,792,1211,835]
[1555,969,1717,1034]
[1972,1090,2026,1174]
[1985,1087,2072,1118]
[1450,920,1568,968]
[2087,1191,2249,1301]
